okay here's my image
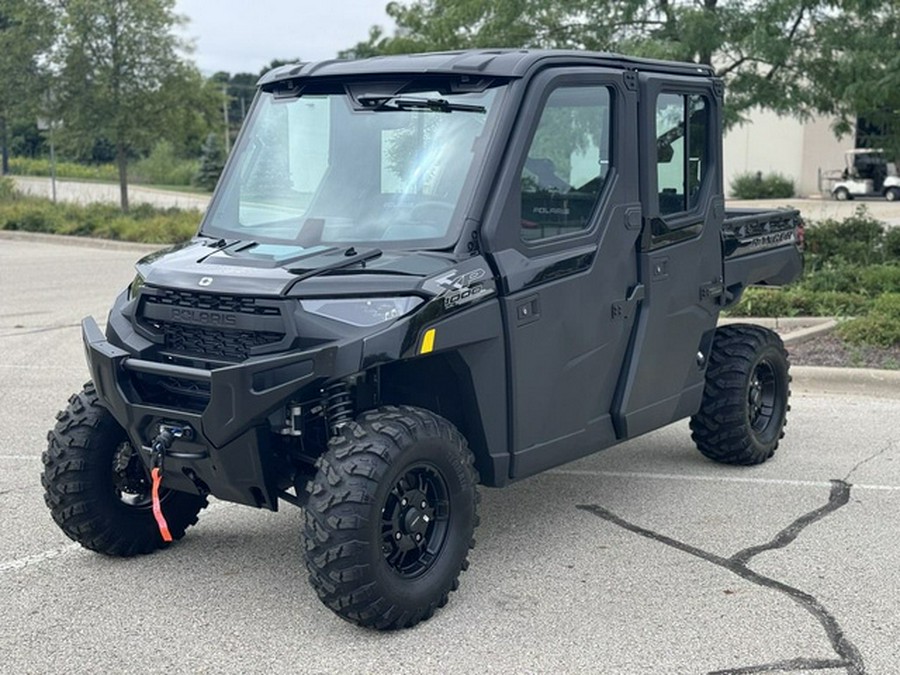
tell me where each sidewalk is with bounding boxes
[726,196,900,227]
[10,176,210,211]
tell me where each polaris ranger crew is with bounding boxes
[42,50,803,629]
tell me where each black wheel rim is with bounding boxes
[381,463,450,578]
[748,359,779,433]
[111,441,156,508]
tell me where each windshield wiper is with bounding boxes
[196,238,257,263]
[282,247,383,295]
[357,94,485,114]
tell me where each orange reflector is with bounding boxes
[420,328,436,354]
[151,467,173,542]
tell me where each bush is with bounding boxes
[131,141,199,187]
[8,156,119,182]
[837,294,900,347]
[0,193,200,243]
[728,287,870,318]
[730,172,795,199]
[800,263,900,296]
[804,207,887,268]
[0,176,16,200]
[885,227,900,260]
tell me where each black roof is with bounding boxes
[257,49,715,87]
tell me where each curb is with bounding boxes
[780,319,838,346]
[0,229,163,253]
[792,365,900,400]
[719,316,838,345]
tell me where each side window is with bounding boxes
[520,85,612,242]
[655,92,709,217]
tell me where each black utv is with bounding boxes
[42,50,803,629]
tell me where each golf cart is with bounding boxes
[827,149,900,201]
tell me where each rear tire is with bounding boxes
[303,405,479,630]
[690,325,790,465]
[885,187,900,202]
[41,383,207,556]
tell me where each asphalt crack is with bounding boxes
[843,441,895,483]
[577,479,865,674]
[0,322,81,338]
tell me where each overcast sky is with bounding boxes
[174,0,395,75]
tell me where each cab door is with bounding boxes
[481,68,642,479]
[612,74,725,438]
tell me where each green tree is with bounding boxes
[0,0,56,174]
[809,1,900,156]
[194,132,225,191]
[55,0,203,210]
[343,0,894,128]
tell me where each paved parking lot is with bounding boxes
[1,236,898,674]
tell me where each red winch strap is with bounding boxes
[151,467,173,542]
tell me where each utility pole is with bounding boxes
[36,116,58,203]
[48,122,57,204]
[222,86,231,154]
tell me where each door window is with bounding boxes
[655,92,709,217]
[520,86,612,242]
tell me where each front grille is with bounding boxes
[139,288,287,362]
[145,289,280,316]
[161,323,283,361]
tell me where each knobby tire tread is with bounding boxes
[303,405,480,630]
[690,325,790,465]
[41,382,207,556]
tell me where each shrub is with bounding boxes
[8,156,119,182]
[131,141,199,186]
[0,176,17,200]
[885,227,900,261]
[728,287,870,318]
[837,294,900,347]
[800,263,900,296]
[730,172,795,199]
[0,194,200,243]
[804,207,886,268]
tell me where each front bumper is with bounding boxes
[83,316,338,508]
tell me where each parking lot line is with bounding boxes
[0,544,81,573]
[548,468,900,492]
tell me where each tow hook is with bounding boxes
[148,424,190,543]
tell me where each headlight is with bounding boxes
[128,273,145,299]
[301,297,423,327]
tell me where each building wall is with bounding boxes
[722,109,849,197]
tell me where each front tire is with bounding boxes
[885,187,900,202]
[303,406,479,630]
[833,187,851,201]
[41,383,207,556]
[690,325,790,465]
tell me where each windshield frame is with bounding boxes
[198,76,509,251]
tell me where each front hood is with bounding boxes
[136,239,460,298]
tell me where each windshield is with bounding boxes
[202,82,503,249]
